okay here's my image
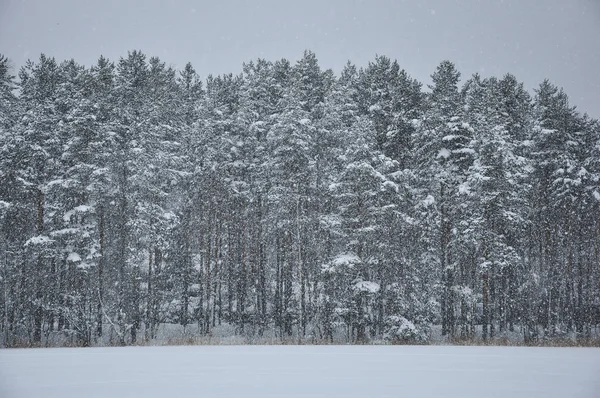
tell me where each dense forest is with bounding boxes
[0,50,599,347]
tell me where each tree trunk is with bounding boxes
[96,208,105,340]
[145,249,153,341]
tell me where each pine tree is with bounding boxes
[414,61,474,337]
[356,55,423,166]
[1,50,599,347]
[0,54,20,345]
[530,80,581,337]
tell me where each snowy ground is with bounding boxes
[1,345,599,398]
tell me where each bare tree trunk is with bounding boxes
[96,208,105,340]
[130,264,140,344]
[145,249,153,341]
[482,272,489,341]
[205,219,212,335]
[33,189,45,345]
[274,233,282,337]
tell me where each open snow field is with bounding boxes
[1,345,599,398]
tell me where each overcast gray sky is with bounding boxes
[1,0,599,116]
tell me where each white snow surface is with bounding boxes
[66,252,81,262]
[1,346,599,398]
[63,205,93,222]
[332,253,360,267]
[23,235,53,246]
[437,148,451,159]
[422,194,436,207]
[353,280,380,293]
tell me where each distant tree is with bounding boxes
[413,61,474,337]
[1,50,599,347]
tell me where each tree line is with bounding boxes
[1,51,599,347]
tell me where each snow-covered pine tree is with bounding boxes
[413,61,475,337]
[356,55,423,167]
[530,80,584,337]
[0,54,21,346]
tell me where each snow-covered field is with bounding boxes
[1,345,599,398]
